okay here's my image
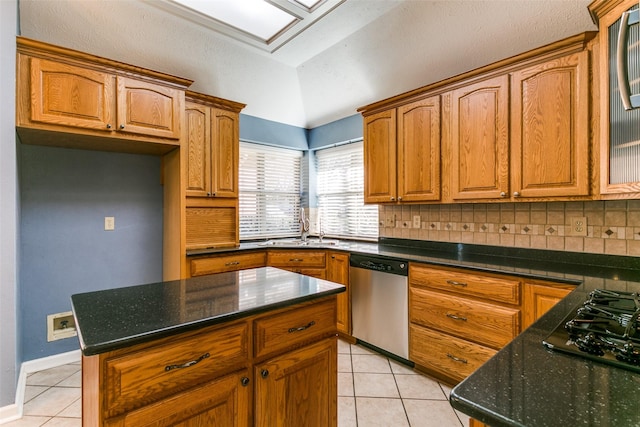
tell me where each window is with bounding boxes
[315,141,378,240]
[239,142,302,240]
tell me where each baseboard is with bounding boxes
[0,349,81,425]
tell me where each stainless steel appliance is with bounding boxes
[543,289,640,372]
[350,253,409,360]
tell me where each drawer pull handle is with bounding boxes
[446,280,467,287]
[446,353,468,364]
[446,313,468,321]
[225,261,240,266]
[165,352,210,372]
[288,320,316,333]
[289,258,304,262]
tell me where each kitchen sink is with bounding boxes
[258,239,339,247]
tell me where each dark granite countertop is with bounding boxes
[71,267,345,356]
[188,237,640,426]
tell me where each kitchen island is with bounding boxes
[71,267,345,426]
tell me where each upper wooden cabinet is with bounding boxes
[450,75,510,201]
[363,95,441,203]
[360,32,598,204]
[510,51,590,199]
[16,37,191,154]
[184,91,244,199]
[589,0,640,198]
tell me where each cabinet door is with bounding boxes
[254,338,337,427]
[211,108,240,198]
[327,252,350,334]
[104,371,250,427]
[523,282,573,328]
[511,51,590,198]
[450,75,510,200]
[116,76,182,139]
[184,102,211,197]
[29,57,114,131]
[397,96,441,202]
[363,109,397,203]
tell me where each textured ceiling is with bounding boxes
[18,0,597,129]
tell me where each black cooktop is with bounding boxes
[543,289,640,372]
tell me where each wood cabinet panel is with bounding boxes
[185,205,237,250]
[410,325,496,384]
[397,96,441,202]
[450,75,510,200]
[327,252,350,335]
[116,76,181,140]
[410,287,520,349]
[254,298,337,359]
[410,263,520,305]
[523,282,573,328]
[363,110,397,203]
[29,57,114,131]
[267,250,326,268]
[211,108,239,198]
[104,322,248,417]
[511,51,590,198]
[184,103,211,197]
[104,371,250,427]
[190,252,267,276]
[254,338,337,427]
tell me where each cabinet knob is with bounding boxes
[390,197,396,201]
[398,196,402,201]
[500,192,507,198]
[261,369,269,378]
[241,377,250,387]
[513,191,521,197]
[119,124,125,129]
[106,124,112,129]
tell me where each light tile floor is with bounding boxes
[4,340,469,427]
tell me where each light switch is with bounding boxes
[104,216,115,231]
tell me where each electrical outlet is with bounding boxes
[570,217,587,236]
[47,311,77,342]
[104,216,115,231]
[413,215,421,228]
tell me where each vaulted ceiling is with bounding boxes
[19,0,596,129]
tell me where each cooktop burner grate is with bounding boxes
[543,289,640,372]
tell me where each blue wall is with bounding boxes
[240,114,308,150]
[19,145,163,361]
[307,114,363,150]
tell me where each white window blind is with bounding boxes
[315,141,378,240]
[239,142,302,240]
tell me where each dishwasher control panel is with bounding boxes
[350,254,408,276]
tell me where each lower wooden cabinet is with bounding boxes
[327,252,350,335]
[189,251,267,276]
[409,262,574,385]
[83,297,338,426]
[103,370,250,427]
[254,338,337,427]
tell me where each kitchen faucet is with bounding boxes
[299,209,310,242]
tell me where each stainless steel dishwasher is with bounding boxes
[350,253,410,361]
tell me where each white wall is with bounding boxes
[0,0,18,407]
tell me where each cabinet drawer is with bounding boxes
[410,264,520,305]
[410,288,520,349]
[191,252,266,276]
[254,298,336,359]
[410,325,496,383]
[104,322,248,416]
[267,250,326,268]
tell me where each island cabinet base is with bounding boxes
[81,297,338,427]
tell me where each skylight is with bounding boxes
[172,0,298,42]
[151,0,344,54]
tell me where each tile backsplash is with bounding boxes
[379,200,640,257]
